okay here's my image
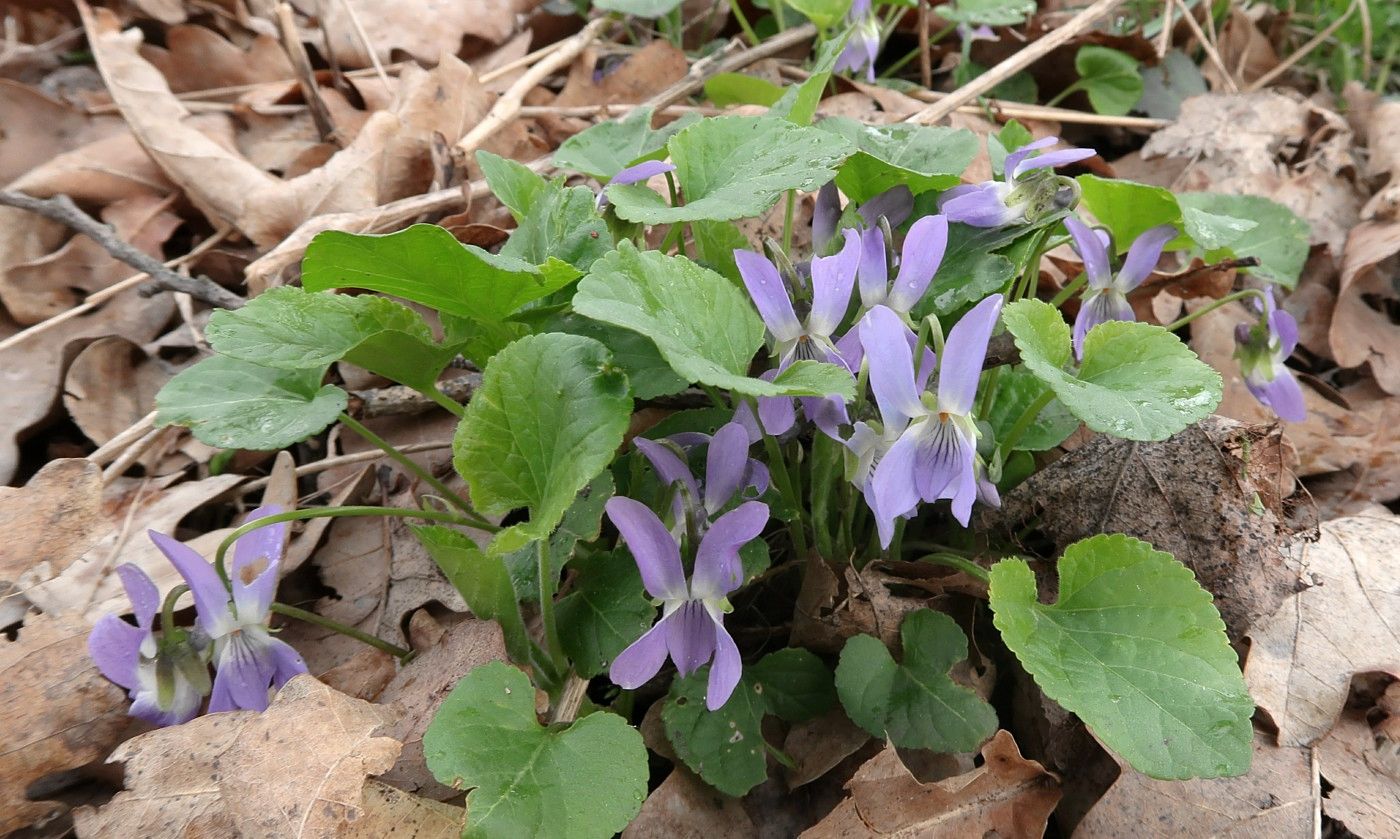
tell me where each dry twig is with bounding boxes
[0,191,245,309]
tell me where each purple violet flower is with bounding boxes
[88,564,209,727]
[150,505,308,713]
[834,0,882,82]
[1234,288,1306,422]
[938,136,1095,228]
[635,421,769,533]
[598,159,676,210]
[1064,217,1177,358]
[607,496,769,710]
[958,23,997,42]
[860,296,1004,546]
[856,214,949,315]
[813,182,914,254]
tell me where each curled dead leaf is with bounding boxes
[622,767,758,838]
[1317,711,1400,836]
[1331,220,1400,394]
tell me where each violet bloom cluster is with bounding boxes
[1234,287,1306,422]
[834,0,882,82]
[88,505,308,726]
[939,137,1095,228]
[1064,216,1177,358]
[635,420,769,535]
[858,296,1004,546]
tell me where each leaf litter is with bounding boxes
[2,0,1400,836]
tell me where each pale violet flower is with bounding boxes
[834,0,882,82]
[1234,288,1306,422]
[1064,216,1177,358]
[634,420,769,535]
[939,137,1095,228]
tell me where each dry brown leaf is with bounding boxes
[0,458,104,623]
[1201,7,1279,91]
[139,25,294,94]
[783,709,872,789]
[0,611,129,835]
[1073,732,1313,838]
[800,731,1060,839]
[0,80,124,184]
[1331,220,1400,394]
[376,619,509,799]
[622,767,758,838]
[316,647,398,702]
[1317,711,1400,837]
[316,0,516,69]
[22,471,245,621]
[1246,514,1400,747]
[352,780,464,839]
[555,40,689,107]
[996,416,1294,639]
[73,675,415,839]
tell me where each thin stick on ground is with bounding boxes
[1246,0,1358,93]
[903,0,1133,124]
[456,17,611,158]
[1178,2,1239,93]
[0,191,245,309]
[644,23,817,111]
[239,441,455,494]
[0,226,233,354]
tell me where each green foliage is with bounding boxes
[835,609,998,751]
[574,242,855,400]
[543,313,688,400]
[936,0,1036,25]
[770,36,845,125]
[553,106,699,181]
[782,0,852,27]
[453,333,631,542]
[1072,46,1144,116]
[500,473,616,601]
[818,118,979,201]
[704,73,785,108]
[414,525,532,665]
[663,649,835,796]
[1177,193,1310,286]
[556,549,654,678]
[156,355,346,450]
[1002,299,1222,442]
[985,367,1080,451]
[423,662,649,839]
[1138,49,1207,120]
[591,0,683,16]
[989,534,1254,779]
[605,115,852,223]
[1074,175,1184,251]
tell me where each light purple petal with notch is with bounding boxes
[744,460,770,496]
[115,563,160,631]
[706,619,742,710]
[736,250,802,342]
[1012,146,1095,178]
[939,184,1018,227]
[211,633,277,712]
[1117,224,1176,290]
[911,420,970,504]
[704,422,750,514]
[666,601,717,677]
[1064,216,1111,288]
[870,430,921,548]
[266,636,308,688]
[937,293,1003,416]
[149,530,233,638]
[1003,136,1058,178]
[857,185,914,229]
[611,159,675,186]
[693,501,768,600]
[808,228,861,336]
[230,505,285,622]
[610,614,670,688]
[801,394,851,441]
[861,306,925,429]
[857,226,889,307]
[758,394,797,437]
[605,497,686,602]
[635,437,702,521]
[1072,290,1134,359]
[732,400,763,443]
[1247,366,1307,422]
[836,327,865,371]
[813,181,840,252]
[88,615,144,690]
[1270,301,1300,357]
[888,214,948,313]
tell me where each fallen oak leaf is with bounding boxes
[1331,220,1400,395]
[0,458,104,625]
[0,611,129,836]
[622,767,758,839]
[1246,514,1400,747]
[1317,711,1400,837]
[799,731,1061,839]
[73,676,410,839]
[315,0,516,69]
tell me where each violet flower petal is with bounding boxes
[808,228,861,336]
[1247,366,1307,422]
[610,615,671,688]
[605,497,687,602]
[870,430,922,548]
[801,394,851,441]
[211,632,278,712]
[1072,290,1134,358]
[757,393,797,437]
[88,614,145,690]
[857,226,890,308]
[1269,297,1300,356]
[736,250,803,342]
[937,293,1003,416]
[1012,147,1095,177]
[149,530,233,638]
[1064,215,1111,288]
[813,181,840,252]
[1117,224,1177,290]
[692,501,768,600]
[130,681,201,727]
[230,505,285,622]
[666,600,718,677]
[860,306,925,429]
[634,437,702,521]
[857,185,914,229]
[912,421,978,525]
[611,159,675,186]
[888,214,948,313]
[1003,136,1058,178]
[703,422,751,514]
[940,183,1018,227]
[706,617,742,710]
[265,636,309,688]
